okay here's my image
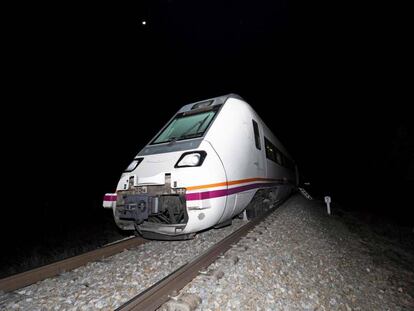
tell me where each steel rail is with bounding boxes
[117,206,278,311]
[0,236,146,292]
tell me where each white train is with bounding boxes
[103,94,298,239]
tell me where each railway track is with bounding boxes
[1,202,282,310]
[0,236,146,293]
[116,206,278,311]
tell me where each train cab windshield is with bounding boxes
[151,106,220,144]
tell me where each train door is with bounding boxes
[228,118,266,218]
[252,119,265,176]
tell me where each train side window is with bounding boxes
[276,151,283,166]
[252,120,261,150]
[265,137,276,162]
[265,136,294,169]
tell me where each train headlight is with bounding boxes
[175,151,207,168]
[124,158,144,172]
[181,154,200,166]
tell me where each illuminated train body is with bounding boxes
[103,94,298,239]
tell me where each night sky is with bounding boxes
[4,1,413,248]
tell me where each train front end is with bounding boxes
[103,97,229,240]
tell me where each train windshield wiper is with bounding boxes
[166,133,200,145]
[178,115,210,139]
[179,133,202,139]
[166,137,178,144]
[151,109,218,145]
[195,114,210,133]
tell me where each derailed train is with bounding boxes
[103,94,298,239]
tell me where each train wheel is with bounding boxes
[245,189,273,219]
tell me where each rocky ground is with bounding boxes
[0,217,246,310]
[1,194,413,310]
[165,195,414,311]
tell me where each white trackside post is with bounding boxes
[243,209,248,221]
[324,196,331,215]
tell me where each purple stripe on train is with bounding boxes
[185,182,281,201]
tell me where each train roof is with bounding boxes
[178,94,244,113]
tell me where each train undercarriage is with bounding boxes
[114,174,192,239]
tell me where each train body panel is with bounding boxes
[103,94,298,239]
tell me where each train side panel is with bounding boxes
[260,120,297,199]
[204,98,268,222]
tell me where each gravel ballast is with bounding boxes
[173,195,414,310]
[1,194,413,310]
[0,219,246,310]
